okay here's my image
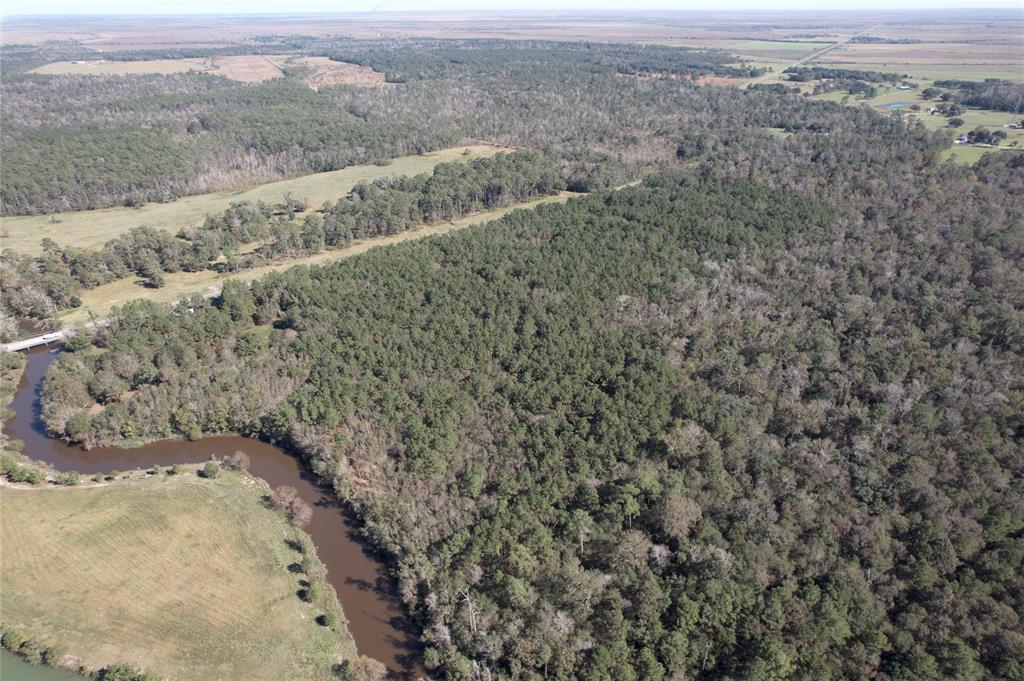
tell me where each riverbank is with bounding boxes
[3,349,424,676]
[1,469,354,680]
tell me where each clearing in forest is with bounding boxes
[0,145,510,256]
[289,56,390,90]
[209,55,285,82]
[30,55,285,82]
[0,471,354,680]
[58,191,579,324]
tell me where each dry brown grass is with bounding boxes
[211,55,284,83]
[30,55,284,82]
[293,56,389,90]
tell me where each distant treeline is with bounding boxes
[784,66,906,83]
[1,38,767,215]
[325,40,766,82]
[932,79,1024,113]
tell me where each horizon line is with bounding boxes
[3,5,1023,17]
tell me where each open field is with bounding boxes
[4,10,1016,50]
[210,55,284,82]
[30,58,209,76]
[801,79,1024,163]
[810,59,1024,83]
[727,40,833,61]
[0,471,354,680]
[0,145,509,256]
[59,191,578,324]
[30,55,284,82]
[282,56,390,90]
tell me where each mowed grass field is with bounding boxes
[60,191,579,324]
[0,471,354,680]
[30,56,284,82]
[1,145,508,256]
[30,58,209,76]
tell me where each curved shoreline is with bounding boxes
[3,348,424,678]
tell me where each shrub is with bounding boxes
[101,663,162,681]
[201,461,220,479]
[225,450,250,470]
[1,628,26,651]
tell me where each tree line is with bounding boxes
[0,151,564,323]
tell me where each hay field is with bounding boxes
[30,55,284,82]
[210,55,284,82]
[30,58,210,76]
[59,191,579,324]
[808,37,1024,82]
[0,472,354,680]
[0,145,509,256]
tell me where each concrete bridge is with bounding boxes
[2,330,69,353]
[2,286,223,354]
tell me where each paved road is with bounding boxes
[749,22,883,86]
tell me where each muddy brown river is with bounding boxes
[4,349,423,677]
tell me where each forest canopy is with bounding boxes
[40,120,1024,680]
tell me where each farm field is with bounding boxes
[0,145,509,256]
[810,60,1024,83]
[208,54,283,82]
[0,471,353,680]
[58,191,578,324]
[29,55,285,82]
[30,58,208,76]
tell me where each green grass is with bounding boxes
[729,40,831,57]
[0,470,354,680]
[803,79,1024,165]
[809,61,1024,83]
[941,145,1007,165]
[0,145,509,256]
[59,191,578,324]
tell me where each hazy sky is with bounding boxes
[2,0,1022,15]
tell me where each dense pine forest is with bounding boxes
[37,61,1024,681]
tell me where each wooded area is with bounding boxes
[0,40,760,215]
[0,151,563,321]
[40,92,1024,680]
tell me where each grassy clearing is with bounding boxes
[29,59,207,76]
[0,145,509,256]
[729,40,831,59]
[805,79,1023,164]
[940,145,1004,165]
[59,191,578,324]
[808,59,1024,83]
[287,56,389,90]
[0,470,354,680]
[29,56,284,82]
[209,55,283,82]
